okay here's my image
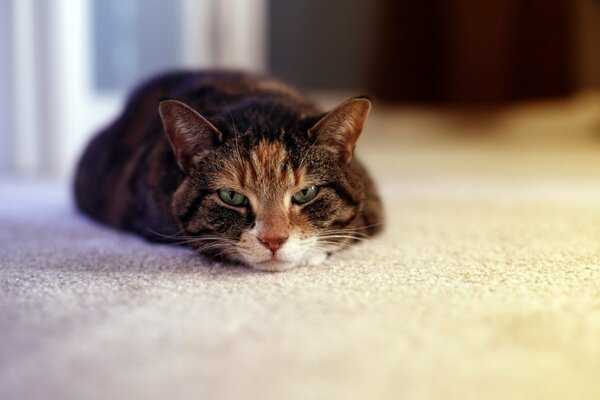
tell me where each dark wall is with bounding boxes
[370,0,576,104]
[268,0,378,91]
[269,0,580,104]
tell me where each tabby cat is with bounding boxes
[74,70,383,271]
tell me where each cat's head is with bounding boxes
[158,97,373,271]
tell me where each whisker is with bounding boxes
[145,227,188,240]
[321,223,383,235]
[318,234,371,241]
[314,241,356,249]
[320,231,370,238]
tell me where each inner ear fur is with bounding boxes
[307,97,371,164]
[158,99,222,171]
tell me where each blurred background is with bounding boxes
[0,0,599,177]
[2,3,600,399]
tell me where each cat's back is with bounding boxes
[84,70,311,147]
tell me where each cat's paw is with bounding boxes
[303,251,329,267]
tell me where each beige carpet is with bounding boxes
[1,94,600,400]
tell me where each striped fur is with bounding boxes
[74,70,383,271]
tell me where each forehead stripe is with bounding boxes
[177,192,209,223]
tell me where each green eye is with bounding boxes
[292,185,319,204]
[218,189,248,207]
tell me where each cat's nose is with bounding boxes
[259,234,288,253]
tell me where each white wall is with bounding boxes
[2,0,267,178]
[0,0,14,173]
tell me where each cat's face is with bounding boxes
[159,98,371,271]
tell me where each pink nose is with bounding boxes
[259,234,288,253]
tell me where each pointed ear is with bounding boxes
[158,99,222,171]
[307,97,371,164]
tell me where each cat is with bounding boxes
[74,70,383,271]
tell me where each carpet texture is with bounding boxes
[2,95,600,400]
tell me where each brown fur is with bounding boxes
[74,70,383,270]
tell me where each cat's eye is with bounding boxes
[218,189,248,207]
[292,185,319,204]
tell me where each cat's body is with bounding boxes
[74,70,383,271]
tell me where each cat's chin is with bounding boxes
[251,259,298,272]
[249,251,329,272]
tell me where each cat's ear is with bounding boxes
[159,99,222,171]
[307,97,371,164]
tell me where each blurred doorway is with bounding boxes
[1,0,266,177]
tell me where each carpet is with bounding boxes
[2,94,600,400]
